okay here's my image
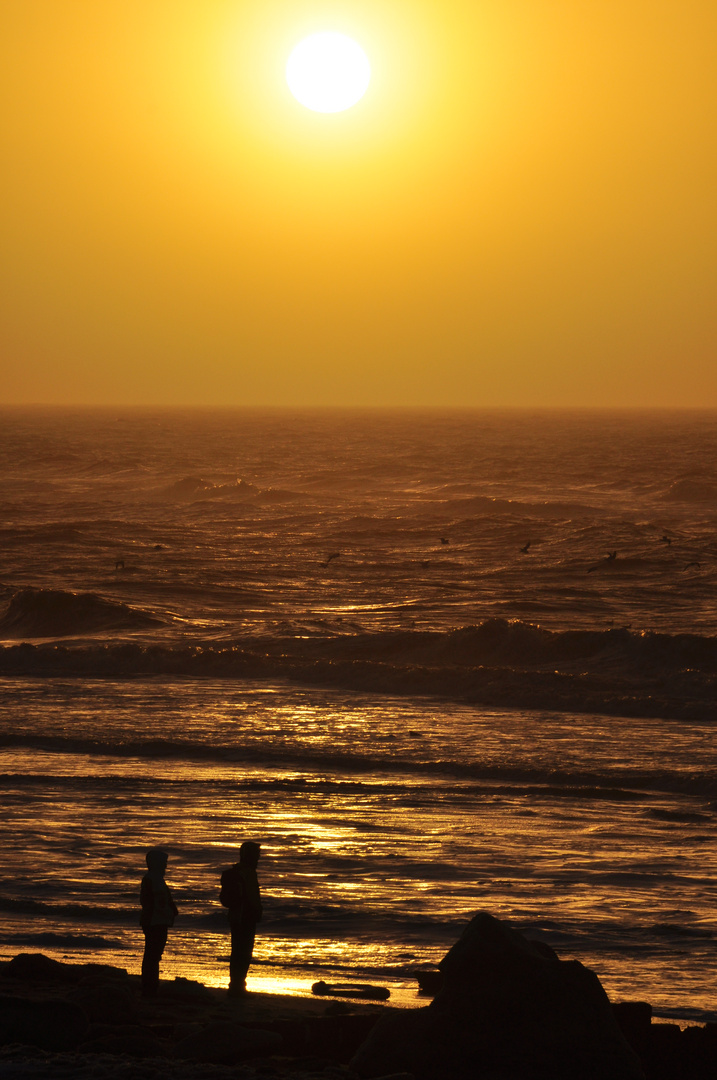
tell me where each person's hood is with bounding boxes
[145,847,168,887]
[239,841,261,869]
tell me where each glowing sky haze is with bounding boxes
[1,1,715,406]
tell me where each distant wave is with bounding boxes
[0,931,128,949]
[0,588,163,639]
[160,475,298,503]
[435,496,601,518]
[0,743,714,798]
[1,618,716,720]
[661,478,717,503]
[0,896,127,921]
[0,525,87,544]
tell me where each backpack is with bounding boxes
[220,864,244,909]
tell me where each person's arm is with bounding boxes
[251,873,263,922]
[140,877,153,925]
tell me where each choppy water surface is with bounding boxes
[0,409,716,1017]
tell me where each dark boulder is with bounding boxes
[161,975,215,1001]
[67,981,137,1023]
[351,912,645,1080]
[78,1027,168,1058]
[4,953,73,983]
[0,996,89,1051]
[174,1020,282,1064]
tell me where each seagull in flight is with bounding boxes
[321,552,342,568]
[519,541,531,554]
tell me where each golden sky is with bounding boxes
[1,1,715,406]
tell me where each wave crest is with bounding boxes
[1,618,716,720]
[0,589,163,639]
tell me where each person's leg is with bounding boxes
[142,926,168,997]
[229,920,256,994]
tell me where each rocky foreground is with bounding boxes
[1,914,716,1079]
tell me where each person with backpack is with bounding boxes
[220,841,263,996]
[139,847,178,997]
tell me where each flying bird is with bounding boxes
[321,552,342,568]
[520,541,531,554]
[440,537,450,545]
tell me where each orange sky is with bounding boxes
[1,1,715,406]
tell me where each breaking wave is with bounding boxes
[0,741,714,798]
[661,479,717,503]
[1,619,716,721]
[0,589,163,639]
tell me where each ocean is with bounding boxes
[0,407,715,1020]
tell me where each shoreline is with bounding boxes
[2,949,716,1079]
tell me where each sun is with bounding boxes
[285,32,371,114]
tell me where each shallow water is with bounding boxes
[0,409,716,1017]
[0,677,715,1017]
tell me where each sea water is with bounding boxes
[0,408,715,1019]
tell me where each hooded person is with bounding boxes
[140,847,178,997]
[220,841,262,996]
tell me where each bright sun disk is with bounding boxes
[286,32,371,114]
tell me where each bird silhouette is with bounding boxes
[587,551,617,573]
[440,537,450,545]
[683,561,701,572]
[320,552,342,568]
[520,541,531,554]
[660,535,672,545]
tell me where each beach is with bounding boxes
[2,920,717,1080]
[0,950,385,1078]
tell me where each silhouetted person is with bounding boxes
[140,847,178,998]
[220,841,262,997]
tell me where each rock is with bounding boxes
[682,1024,717,1080]
[78,1030,168,1057]
[67,981,137,1023]
[641,1023,682,1079]
[161,975,215,1001]
[351,912,645,1080]
[174,1020,282,1064]
[351,1011,425,1079]
[0,996,89,1051]
[612,1001,652,1060]
[416,972,443,996]
[4,953,73,983]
